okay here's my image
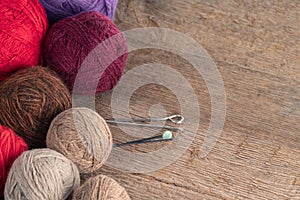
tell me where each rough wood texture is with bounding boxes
[91,0,300,199]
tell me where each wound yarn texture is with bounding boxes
[0,66,71,148]
[4,148,80,200]
[72,175,131,200]
[0,125,28,199]
[0,0,48,80]
[43,11,128,95]
[39,0,118,23]
[47,107,113,175]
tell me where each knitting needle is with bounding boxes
[106,114,184,131]
[106,114,184,124]
[113,130,174,147]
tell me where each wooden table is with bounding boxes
[91,1,300,199]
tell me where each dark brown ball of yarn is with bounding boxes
[46,107,113,175]
[0,66,71,148]
[72,175,131,200]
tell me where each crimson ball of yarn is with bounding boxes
[43,11,128,95]
[0,0,48,81]
[0,125,28,198]
[39,0,118,23]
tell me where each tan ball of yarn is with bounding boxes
[72,175,131,200]
[46,107,113,175]
[4,148,80,200]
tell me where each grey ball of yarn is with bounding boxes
[72,175,131,200]
[46,107,113,175]
[4,148,80,200]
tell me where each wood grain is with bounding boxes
[90,0,300,199]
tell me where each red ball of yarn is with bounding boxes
[0,125,28,198]
[0,0,48,80]
[43,11,128,95]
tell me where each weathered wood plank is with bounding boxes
[90,0,300,199]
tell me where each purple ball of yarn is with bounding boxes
[39,0,118,23]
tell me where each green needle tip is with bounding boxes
[162,130,173,140]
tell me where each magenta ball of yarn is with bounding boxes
[39,0,118,23]
[43,12,128,95]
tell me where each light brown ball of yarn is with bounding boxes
[46,107,113,175]
[72,175,131,200]
[4,148,80,200]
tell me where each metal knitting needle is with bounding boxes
[114,130,174,147]
[106,114,184,131]
[107,114,184,124]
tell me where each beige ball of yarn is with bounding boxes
[46,107,113,175]
[72,175,131,200]
[4,148,80,200]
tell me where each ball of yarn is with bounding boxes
[40,0,118,23]
[0,66,71,148]
[47,107,113,175]
[73,175,130,200]
[0,0,48,81]
[43,11,128,95]
[0,125,28,199]
[4,148,80,200]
